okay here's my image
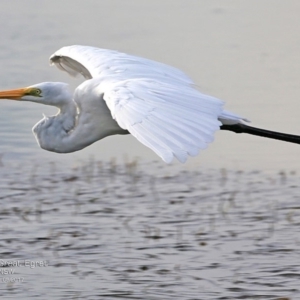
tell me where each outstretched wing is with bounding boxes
[50,45,194,84]
[50,45,224,163]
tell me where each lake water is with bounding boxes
[0,1,300,299]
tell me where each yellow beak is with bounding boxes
[0,88,28,100]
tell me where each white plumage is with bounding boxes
[48,45,244,163]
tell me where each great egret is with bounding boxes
[0,45,299,163]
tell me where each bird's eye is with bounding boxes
[34,89,42,96]
[28,88,42,97]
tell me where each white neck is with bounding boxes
[32,91,127,153]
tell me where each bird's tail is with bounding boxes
[220,123,300,145]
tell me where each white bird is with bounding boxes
[0,45,299,163]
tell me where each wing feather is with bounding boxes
[128,124,174,163]
[50,45,194,84]
[102,78,223,163]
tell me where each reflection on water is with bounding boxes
[0,160,299,299]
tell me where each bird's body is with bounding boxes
[0,45,299,163]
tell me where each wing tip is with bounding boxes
[49,54,59,66]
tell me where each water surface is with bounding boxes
[0,160,299,299]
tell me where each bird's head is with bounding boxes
[0,82,72,107]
